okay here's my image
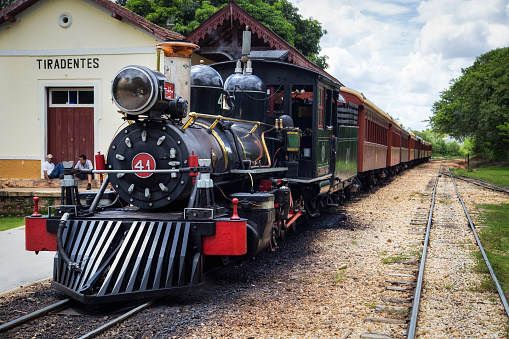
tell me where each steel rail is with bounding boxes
[407,162,442,339]
[0,298,72,332]
[453,174,509,194]
[77,299,156,339]
[447,164,509,318]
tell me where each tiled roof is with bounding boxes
[0,0,184,41]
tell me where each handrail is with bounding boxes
[182,112,271,131]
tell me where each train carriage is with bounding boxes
[400,129,410,166]
[339,87,391,186]
[388,121,402,175]
[409,132,417,162]
[425,141,432,159]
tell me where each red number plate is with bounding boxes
[131,153,156,178]
[164,82,174,100]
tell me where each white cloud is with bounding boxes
[288,0,509,131]
[414,0,509,59]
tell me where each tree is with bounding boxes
[412,129,433,143]
[413,129,467,157]
[124,0,328,68]
[430,47,509,161]
[270,0,327,67]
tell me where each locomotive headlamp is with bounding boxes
[112,65,186,118]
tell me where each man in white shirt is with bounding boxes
[74,154,93,190]
[42,154,64,184]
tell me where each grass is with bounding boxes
[442,282,455,290]
[364,301,377,309]
[0,217,25,232]
[473,203,509,300]
[380,253,408,264]
[333,269,347,283]
[451,166,509,187]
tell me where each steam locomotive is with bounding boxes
[25,38,430,304]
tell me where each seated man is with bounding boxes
[42,154,64,184]
[74,154,93,190]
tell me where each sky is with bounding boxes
[288,0,509,131]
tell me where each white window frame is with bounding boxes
[49,87,95,107]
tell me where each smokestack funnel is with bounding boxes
[156,41,199,119]
[242,29,251,57]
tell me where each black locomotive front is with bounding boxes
[106,119,224,210]
[42,40,301,303]
[107,60,270,211]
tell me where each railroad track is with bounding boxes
[360,161,509,339]
[0,297,156,338]
[407,163,509,337]
[451,173,509,194]
[3,162,507,338]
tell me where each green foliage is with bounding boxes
[308,54,329,70]
[124,0,328,68]
[413,129,468,157]
[272,0,327,58]
[412,129,434,143]
[473,203,509,299]
[0,217,25,232]
[452,166,509,187]
[430,47,509,161]
[236,0,296,45]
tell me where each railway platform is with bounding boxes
[0,179,101,217]
[0,225,54,295]
[0,181,100,295]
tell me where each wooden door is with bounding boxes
[47,88,94,164]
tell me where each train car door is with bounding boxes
[47,88,95,164]
[316,85,331,177]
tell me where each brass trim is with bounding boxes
[249,122,260,134]
[156,47,162,72]
[236,135,246,158]
[182,116,195,130]
[209,119,220,130]
[195,122,228,170]
[249,132,264,162]
[188,112,271,128]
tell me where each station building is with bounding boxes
[0,0,336,183]
[0,0,182,181]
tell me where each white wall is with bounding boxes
[0,0,166,177]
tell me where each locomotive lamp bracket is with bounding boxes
[184,208,214,220]
[249,122,260,134]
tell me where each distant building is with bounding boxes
[0,0,182,179]
[186,0,340,85]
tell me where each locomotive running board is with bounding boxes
[51,219,213,303]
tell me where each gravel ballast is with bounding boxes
[1,160,508,338]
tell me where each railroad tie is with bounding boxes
[360,333,394,339]
[364,316,407,324]
[375,304,410,313]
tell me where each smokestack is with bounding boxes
[242,29,251,57]
[156,41,199,119]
